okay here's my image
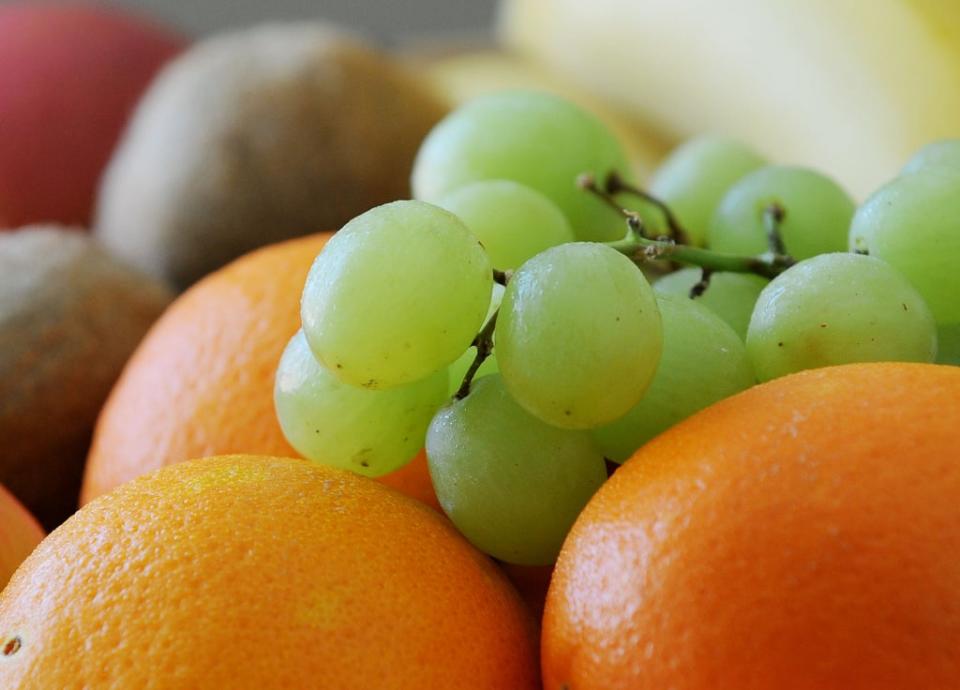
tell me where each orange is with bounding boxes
[0,485,43,589]
[81,233,439,510]
[0,455,538,688]
[543,363,960,690]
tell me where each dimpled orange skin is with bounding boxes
[0,455,539,688]
[81,233,439,511]
[543,363,960,690]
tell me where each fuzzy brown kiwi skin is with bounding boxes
[95,23,448,291]
[0,227,173,529]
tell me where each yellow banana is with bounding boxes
[501,0,960,197]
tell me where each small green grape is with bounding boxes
[275,331,447,477]
[648,135,766,245]
[300,200,491,389]
[746,253,937,381]
[708,165,855,259]
[412,91,632,241]
[849,168,960,363]
[902,139,960,175]
[654,268,768,340]
[437,180,574,269]
[426,374,607,565]
[496,243,662,429]
[593,294,756,461]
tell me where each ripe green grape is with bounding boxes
[647,135,766,245]
[437,180,574,269]
[849,168,960,364]
[275,331,447,477]
[746,253,937,381]
[412,91,631,242]
[654,268,768,340]
[426,374,606,565]
[708,165,855,259]
[902,139,960,175]
[446,284,504,396]
[593,294,755,462]
[496,242,662,429]
[301,200,491,389]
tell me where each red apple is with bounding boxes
[0,2,187,229]
[0,484,44,589]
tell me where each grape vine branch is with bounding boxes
[454,171,799,398]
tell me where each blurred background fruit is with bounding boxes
[501,0,960,197]
[0,455,539,688]
[95,22,446,289]
[0,227,172,529]
[82,233,439,510]
[544,363,960,690]
[409,48,670,178]
[0,485,44,591]
[0,2,186,229]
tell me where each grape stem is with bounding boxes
[492,268,512,286]
[763,203,789,256]
[580,174,796,280]
[454,310,499,400]
[604,171,692,245]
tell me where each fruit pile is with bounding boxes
[2,2,960,689]
[275,89,960,568]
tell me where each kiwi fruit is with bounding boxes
[95,23,446,290]
[0,227,172,528]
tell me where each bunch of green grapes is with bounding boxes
[277,89,957,567]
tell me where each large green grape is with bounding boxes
[902,139,960,175]
[496,243,662,429]
[708,165,855,259]
[648,136,766,245]
[593,294,755,462]
[654,268,768,340]
[300,200,491,389]
[849,168,960,363]
[412,91,631,241]
[437,180,574,269]
[275,331,447,477]
[426,374,607,565]
[746,253,937,381]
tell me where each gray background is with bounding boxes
[114,0,498,44]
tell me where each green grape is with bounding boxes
[593,294,755,462]
[412,91,631,242]
[426,374,607,565]
[647,135,766,245]
[849,168,960,363]
[708,165,855,259]
[275,331,447,477]
[496,242,662,429]
[437,180,574,269]
[902,139,960,175]
[746,253,937,382]
[446,284,504,396]
[654,267,768,340]
[301,200,491,389]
